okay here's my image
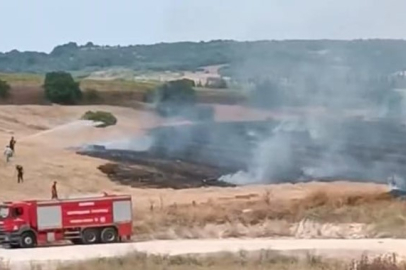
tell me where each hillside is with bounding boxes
[2,40,406,79]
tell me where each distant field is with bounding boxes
[0,73,246,105]
[0,73,44,87]
[0,72,157,92]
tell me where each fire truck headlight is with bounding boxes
[12,226,17,231]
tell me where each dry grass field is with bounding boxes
[132,185,406,240]
[0,104,400,242]
[0,104,402,269]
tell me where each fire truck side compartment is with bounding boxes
[37,206,62,230]
[113,200,132,223]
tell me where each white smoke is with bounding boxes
[84,135,154,152]
[219,119,299,185]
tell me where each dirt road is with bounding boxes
[3,238,406,270]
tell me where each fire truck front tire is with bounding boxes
[101,227,118,243]
[81,229,100,245]
[20,232,36,248]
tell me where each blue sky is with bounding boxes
[0,0,404,52]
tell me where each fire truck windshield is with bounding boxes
[0,206,9,219]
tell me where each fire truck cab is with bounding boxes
[0,194,133,248]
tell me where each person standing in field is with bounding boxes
[51,181,58,199]
[3,145,13,163]
[9,137,16,153]
[15,165,23,183]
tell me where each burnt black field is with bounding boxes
[78,118,406,188]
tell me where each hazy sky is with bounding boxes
[0,0,404,52]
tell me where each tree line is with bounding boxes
[2,40,406,78]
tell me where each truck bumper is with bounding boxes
[0,233,10,244]
[0,232,20,246]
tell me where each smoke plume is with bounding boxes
[84,41,406,188]
[213,42,406,186]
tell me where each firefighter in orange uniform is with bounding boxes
[51,181,58,199]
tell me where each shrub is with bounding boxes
[81,110,117,128]
[43,71,82,104]
[0,79,11,99]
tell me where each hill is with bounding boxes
[2,39,406,79]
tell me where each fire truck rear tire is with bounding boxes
[100,227,118,243]
[20,232,36,248]
[81,229,100,245]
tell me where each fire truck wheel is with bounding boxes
[20,232,36,248]
[101,227,118,243]
[81,229,100,244]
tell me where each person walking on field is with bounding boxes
[51,181,58,199]
[15,165,23,184]
[9,137,16,153]
[3,145,13,163]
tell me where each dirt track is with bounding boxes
[3,238,406,269]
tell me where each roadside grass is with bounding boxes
[132,188,406,239]
[55,251,343,270]
[53,252,406,270]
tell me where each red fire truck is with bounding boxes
[0,193,133,248]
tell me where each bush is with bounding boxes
[43,71,82,104]
[0,79,11,99]
[81,110,117,128]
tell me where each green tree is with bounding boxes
[0,79,11,99]
[43,71,82,104]
[145,79,197,117]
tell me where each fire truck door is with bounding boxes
[10,206,27,229]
